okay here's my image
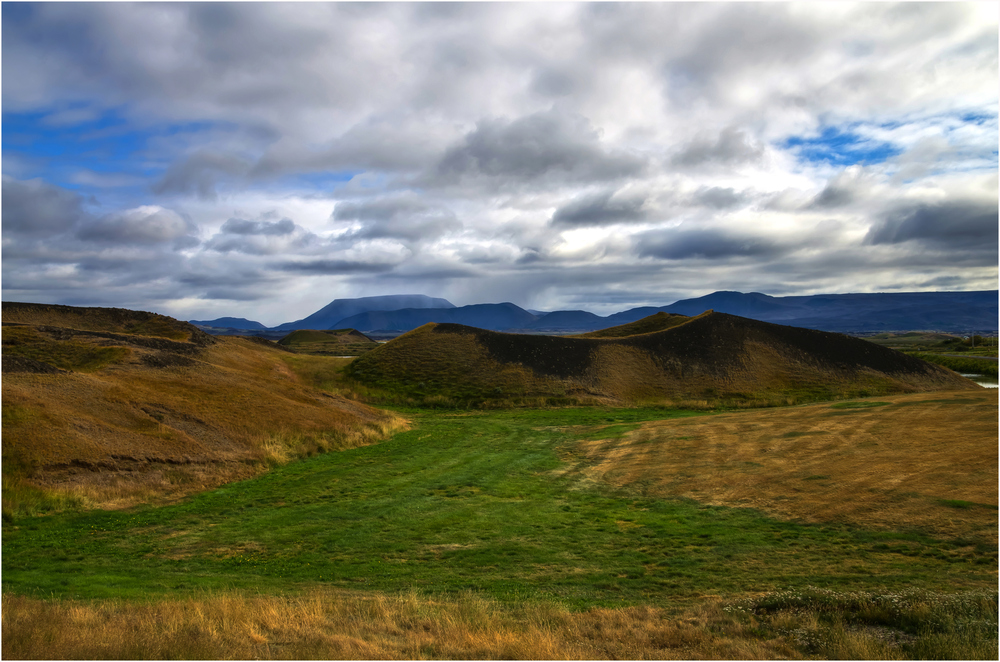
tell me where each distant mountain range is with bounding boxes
[188,317,267,330]
[190,290,998,336]
[272,294,455,331]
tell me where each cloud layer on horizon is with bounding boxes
[2,2,996,324]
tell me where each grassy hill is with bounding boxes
[1,303,404,516]
[277,328,379,356]
[346,311,977,407]
[573,311,692,338]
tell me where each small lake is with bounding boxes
[959,373,998,388]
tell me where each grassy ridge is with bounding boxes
[573,311,692,338]
[2,301,202,342]
[277,328,379,356]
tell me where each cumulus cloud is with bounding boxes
[551,189,650,227]
[204,214,319,255]
[1,2,996,321]
[77,206,198,246]
[153,151,253,200]
[866,200,999,249]
[432,110,647,187]
[2,175,89,236]
[332,195,461,243]
[635,227,783,261]
[690,186,748,210]
[672,127,765,168]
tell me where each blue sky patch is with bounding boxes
[781,126,902,167]
[2,108,229,193]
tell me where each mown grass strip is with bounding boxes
[3,407,995,609]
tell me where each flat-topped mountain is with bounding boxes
[346,311,977,406]
[189,317,267,330]
[333,302,536,332]
[274,294,455,332]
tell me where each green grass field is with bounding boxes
[4,406,994,608]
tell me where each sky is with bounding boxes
[2,2,997,326]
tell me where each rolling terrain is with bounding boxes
[2,302,995,660]
[1,302,404,515]
[346,311,977,406]
[276,328,379,356]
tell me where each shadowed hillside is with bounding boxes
[346,311,977,406]
[2,303,405,515]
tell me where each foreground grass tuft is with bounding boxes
[4,588,994,660]
[724,587,998,660]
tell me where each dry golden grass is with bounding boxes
[3,331,406,513]
[0,590,801,660]
[571,390,998,543]
[2,301,196,341]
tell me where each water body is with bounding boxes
[960,373,998,388]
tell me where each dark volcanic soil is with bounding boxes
[432,312,953,382]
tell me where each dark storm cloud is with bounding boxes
[635,227,781,260]
[672,127,765,168]
[152,151,252,200]
[332,196,461,242]
[433,110,647,186]
[205,215,317,255]
[277,259,398,275]
[810,183,855,209]
[866,200,999,249]
[2,176,89,235]
[220,217,296,236]
[550,190,649,227]
[77,207,198,246]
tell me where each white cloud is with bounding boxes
[2,2,996,322]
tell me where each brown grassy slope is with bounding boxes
[348,312,977,405]
[568,390,998,544]
[2,301,209,342]
[2,305,405,511]
[573,311,692,338]
[0,589,805,661]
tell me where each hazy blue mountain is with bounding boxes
[658,290,997,332]
[600,306,665,327]
[332,302,538,332]
[273,294,455,331]
[189,317,267,330]
[213,289,996,337]
[659,291,797,318]
[525,310,606,331]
